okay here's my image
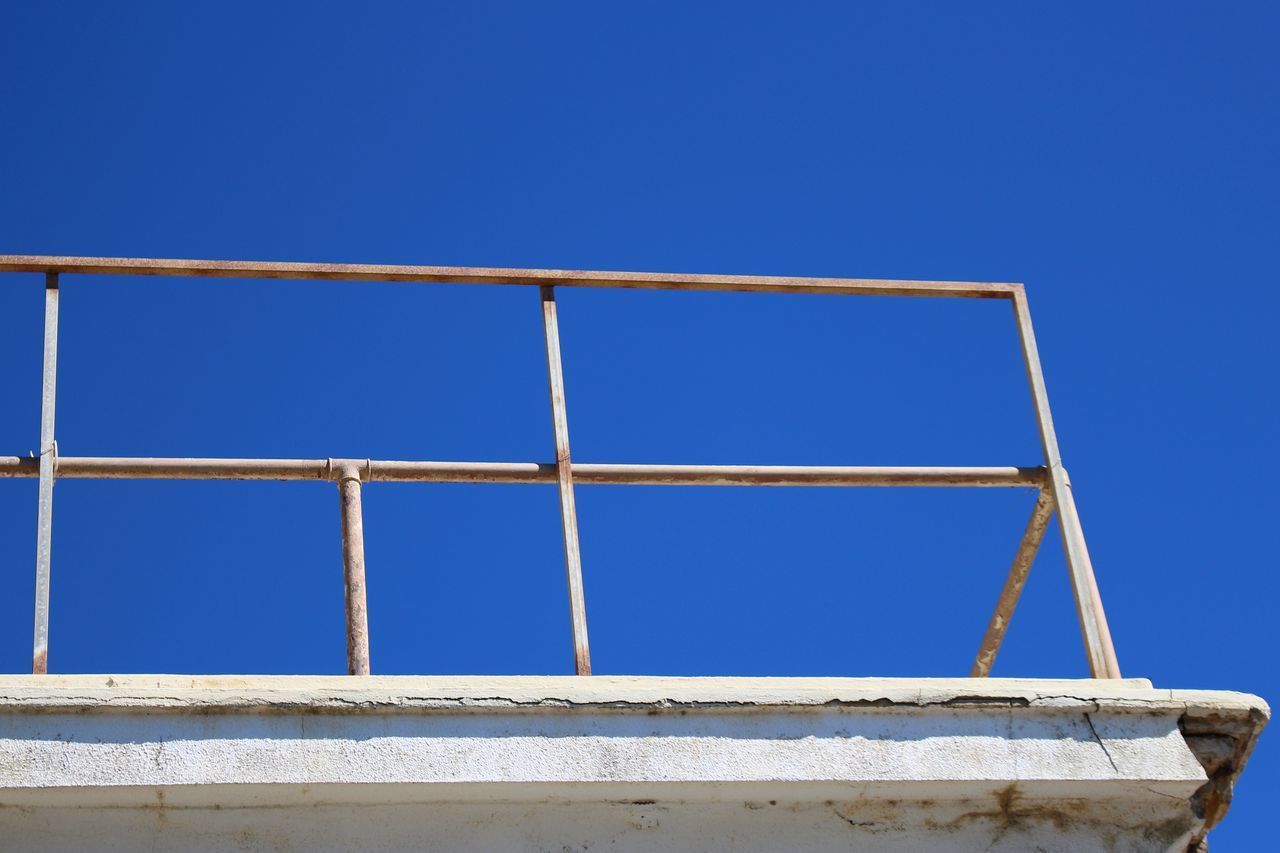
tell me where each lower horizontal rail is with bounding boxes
[0,457,1047,487]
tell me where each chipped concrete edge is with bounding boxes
[1179,693,1271,850]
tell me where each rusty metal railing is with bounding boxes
[0,256,1121,679]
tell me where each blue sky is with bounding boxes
[1,2,1276,844]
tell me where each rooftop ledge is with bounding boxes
[0,674,1267,717]
[0,676,1267,852]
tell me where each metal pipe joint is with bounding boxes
[326,458,374,484]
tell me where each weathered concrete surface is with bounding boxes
[0,676,1266,852]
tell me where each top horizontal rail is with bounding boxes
[0,256,1021,299]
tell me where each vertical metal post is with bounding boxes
[971,489,1056,677]
[32,273,59,674]
[336,465,371,675]
[1011,288,1121,678]
[539,286,592,675]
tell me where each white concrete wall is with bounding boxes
[0,676,1267,852]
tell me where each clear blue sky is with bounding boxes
[1,2,1275,844]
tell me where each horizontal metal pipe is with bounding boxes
[0,457,327,480]
[574,464,1044,487]
[0,456,1046,487]
[0,255,1020,299]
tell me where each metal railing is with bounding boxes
[0,256,1121,679]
